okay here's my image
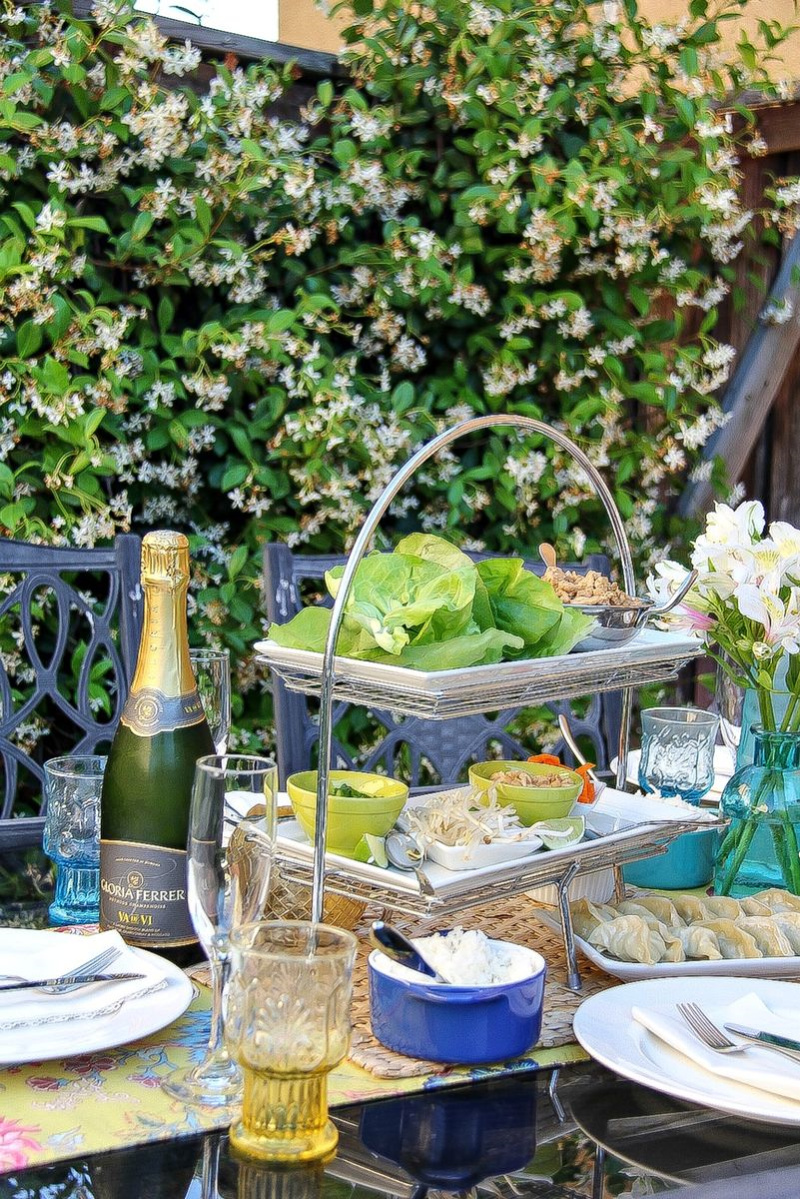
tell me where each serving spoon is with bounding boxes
[385,830,436,897]
[369,921,450,983]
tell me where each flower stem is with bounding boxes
[717,816,758,895]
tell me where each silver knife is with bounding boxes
[0,972,145,992]
[724,1023,800,1062]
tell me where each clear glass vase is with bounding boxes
[715,728,800,897]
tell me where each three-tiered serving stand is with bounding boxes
[260,415,709,988]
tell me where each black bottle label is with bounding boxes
[121,688,206,736]
[99,840,196,945]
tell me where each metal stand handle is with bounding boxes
[311,414,636,923]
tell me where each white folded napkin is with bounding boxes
[0,929,169,1030]
[633,992,800,1102]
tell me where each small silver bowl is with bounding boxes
[569,600,651,652]
[568,568,698,653]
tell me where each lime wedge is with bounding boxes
[532,816,585,850]
[353,833,389,868]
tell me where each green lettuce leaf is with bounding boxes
[526,605,597,657]
[477,557,562,646]
[369,627,524,670]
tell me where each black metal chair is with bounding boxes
[0,535,143,849]
[263,542,622,788]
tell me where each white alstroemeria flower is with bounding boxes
[735,582,800,654]
[728,540,800,589]
[691,500,765,574]
[769,520,800,561]
[645,561,715,634]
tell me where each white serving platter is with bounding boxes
[255,628,704,718]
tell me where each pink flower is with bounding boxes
[0,1117,41,1171]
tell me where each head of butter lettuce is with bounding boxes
[267,534,595,670]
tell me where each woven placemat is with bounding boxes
[348,897,611,1079]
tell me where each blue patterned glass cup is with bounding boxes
[638,707,720,803]
[43,755,105,925]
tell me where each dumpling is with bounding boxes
[737,916,795,957]
[629,895,684,926]
[697,918,762,959]
[772,913,800,953]
[571,899,616,940]
[588,915,668,965]
[751,889,800,914]
[617,900,665,927]
[740,895,771,916]
[700,895,742,920]
[614,902,686,960]
[672,894,709,924]
[673,925,723,961]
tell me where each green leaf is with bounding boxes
[16,320,42,358]
[221,463,250,491]
[131,211,154,242]
[67,216,111,233]
[229,544,249,579]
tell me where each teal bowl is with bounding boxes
[622,826,721,890]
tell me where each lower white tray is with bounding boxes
[534,907,800,981]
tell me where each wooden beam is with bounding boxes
[678,231,800,518]
[752,102,800,155]
[71,2,343,76]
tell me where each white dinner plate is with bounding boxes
[534,905,800,981]
[573,976,800,1126]
[0,943,193,1066]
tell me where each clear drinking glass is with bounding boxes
[190,648,232,754]
[42,755,105,925]
[162,754,277,1107]
[638,706,720,803]
[225,921,357,1165]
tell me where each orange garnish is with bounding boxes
[576,763,596,804]
[527,753,561,766]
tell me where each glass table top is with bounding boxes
[2,1061,800,1198]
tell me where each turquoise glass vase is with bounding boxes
[715,728,800,897]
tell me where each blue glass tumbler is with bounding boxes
[43,755,105,925]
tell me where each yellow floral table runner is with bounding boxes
[0,985,586,1172]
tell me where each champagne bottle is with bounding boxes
[100,530,215,961]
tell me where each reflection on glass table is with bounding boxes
[4,1063,800,1199]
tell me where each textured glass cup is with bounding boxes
[225,921,357,1166]
[190,648,232,755]
[638,707,720,802]
[163,754,277,1108]
[43,755,105,925]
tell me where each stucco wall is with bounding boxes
[278,0,800,79]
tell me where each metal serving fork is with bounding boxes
[0,944,123,994]
[677,1001,800,1065]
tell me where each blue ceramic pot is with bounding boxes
[622,825,720,890]
[367,941,546,1064]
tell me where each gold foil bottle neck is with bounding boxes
[141,530,190,588]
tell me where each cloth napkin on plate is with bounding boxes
[632,992,800,1102]
[0,928,169,1030]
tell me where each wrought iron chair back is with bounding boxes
[263,542,622,788]
[0,535,142,849]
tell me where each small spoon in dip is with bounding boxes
[369,921,450,983]
[385,830,436,897]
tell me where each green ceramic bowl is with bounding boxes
[287,770,409,858]
[468,760,582,825]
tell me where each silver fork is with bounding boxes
[0,945,122,994]
[677,1001,800,1065]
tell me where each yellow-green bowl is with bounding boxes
[287,770,409,858]
[468,760,582,825]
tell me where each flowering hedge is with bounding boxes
[0,0,796,750]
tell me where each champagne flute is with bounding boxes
[190,648,232,754]
[162,754,277,1107]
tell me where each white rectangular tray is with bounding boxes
[274,788,715,915]
[255,628,704,718]
[534,907,800,981]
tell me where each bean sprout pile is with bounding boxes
[403,787,541,852]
